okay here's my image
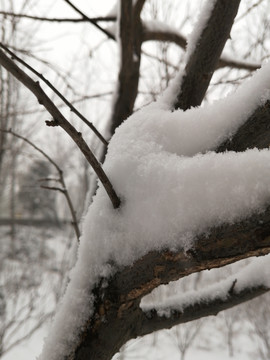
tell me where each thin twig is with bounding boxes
[40,185,65,193]
[229,279,238,296]
[0,128,81,241]
[0,11,116,23]
[0,48,121,209]
[0,43,108,146]
[62,0,115,40]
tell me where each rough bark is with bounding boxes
[109,0,145,136]
[73,205,270,359]
[217,99,270,152]
[138,283,268,337]
[69,1,269,359]
[173,0,241,111]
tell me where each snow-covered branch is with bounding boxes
[38,36,270,360]
[171,0,241,110]
[218,98,270,152]
[57,205,270,360]
[35,2,270,360]
[139,258,270,337]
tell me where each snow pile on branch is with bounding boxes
[141,255,270,317]
[39,58,270,360]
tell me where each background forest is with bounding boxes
[0,0,270,359]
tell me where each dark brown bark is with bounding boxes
[173,0,241,111]
[138,283,268,337]
[73,205,270,359]
[217,99,270,152]
[109,1,145,136]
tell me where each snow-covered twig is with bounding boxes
[139,260,270,337]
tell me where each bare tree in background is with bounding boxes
[0,0,81,356]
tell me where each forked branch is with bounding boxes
[0,43,108,146]
[0,49,121,209]
[62,0,115,40]
[138,281,269,337]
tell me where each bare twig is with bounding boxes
[40,185,65,193]
[0,128,81,241]
[62,0,115,40]
[0,49,121,209]
[143,25,260,72]
[0,11,116,23]
[0,43,108,146]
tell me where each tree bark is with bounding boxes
[173,0,241,111]
[217,99,270,152]
[72,203,270,359]
[108,1,145,136]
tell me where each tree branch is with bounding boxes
[142,25,260,72]
[0,49,120,209]
[72,205,270,359]
[173,0,241,110]
[0,11,115,23]
[108,0,144,136]
[62,0,115,40]
[0,43,108,147]
[138,282,269,337]
[217,99,270,152]
[143,25,187,49]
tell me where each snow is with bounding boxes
[141,255,270,317]
[36,3,270,350]
[39,57,270,359]
[124,60,270,155]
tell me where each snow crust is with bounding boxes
[141,255,270,317]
